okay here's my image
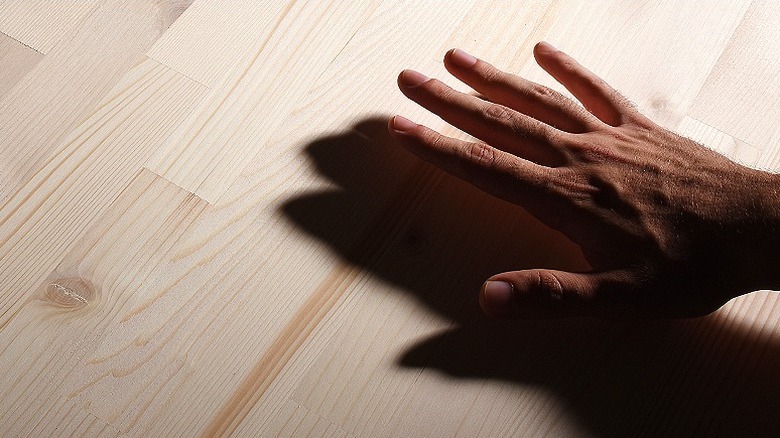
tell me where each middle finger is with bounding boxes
[443,48,602,133]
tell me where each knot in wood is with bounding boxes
[43,277,96,310]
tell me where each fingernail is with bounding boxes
[449,48,477,68]
[535,41,557,53]
[399,69,430,88]
[481,281,515,313]
[392,115,417,132]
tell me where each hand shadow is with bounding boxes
[281,116,780,436]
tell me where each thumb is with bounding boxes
[479,269,622,318]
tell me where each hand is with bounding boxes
[390,42,780,318]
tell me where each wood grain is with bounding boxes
[0,32,43,99]
[2,1,779,436]
[0,57,206,328]
[146,0,381,203]
[689,0,780,170]
[0,169,205,438]
[516,0,752,129]
[0,0,100,54]
[148,0,295,88]
[676,116,762,167]
[26,397,123,438]
[0,0,194,205]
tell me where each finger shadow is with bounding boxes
[280,116,780,436]
[281,115,586,321]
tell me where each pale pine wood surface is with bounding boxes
[1,1,779,437]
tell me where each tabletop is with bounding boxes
[2,1,779,437]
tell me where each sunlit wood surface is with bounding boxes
[2,1,779,436]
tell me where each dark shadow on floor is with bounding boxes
[280,116,780,437]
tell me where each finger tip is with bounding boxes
[535,41,556,52]
[533,42,560,64]
[395,69,411,88]
[390,115,418,134]
[446,48,478,69]
[480,280,517,317]
[398,69,430,88]
[396,70,408,87]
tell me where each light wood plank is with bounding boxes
[0,32,43,99]
[0,0,101,54]
[252,398,355,438]
[146,0,381,204]
[0,58,206,330]
[0,0,194,205]
[57,2,491,436]
[676,116,762,167]
[148,0,293,88]
[55,202,351,435]
[0,168,205,437]
[215,1,579,436]
[2,1,779,436]
[26,397,124,438]
[516,0,751,129]
[690,0,780,167]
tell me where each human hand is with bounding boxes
[390,42,780,318]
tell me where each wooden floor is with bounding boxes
[2,1,780,436]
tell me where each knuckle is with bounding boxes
[568,136,619,163]
[528,83,555,100]
[558,56,580,74]
[546,168,579,194]
[462,142,496,168]
[422,129,446,150]
[535,271,566,305]
[479,65,504,86]
[426,78,454,99]
[482,103,515,124]
[535,168,560,192]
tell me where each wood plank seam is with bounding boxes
[678,115,763,167]
[144,58,211,91]
[141,167,203,202]
[201,158,442,435]
[0,0,103,55]
[669,0,752,123]
[0,29,42,54]
[0,56,208,331]
[0,168,208,437]
[149,0,298,180]
[0,0,197,204]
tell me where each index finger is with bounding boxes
[389,115,554,205]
